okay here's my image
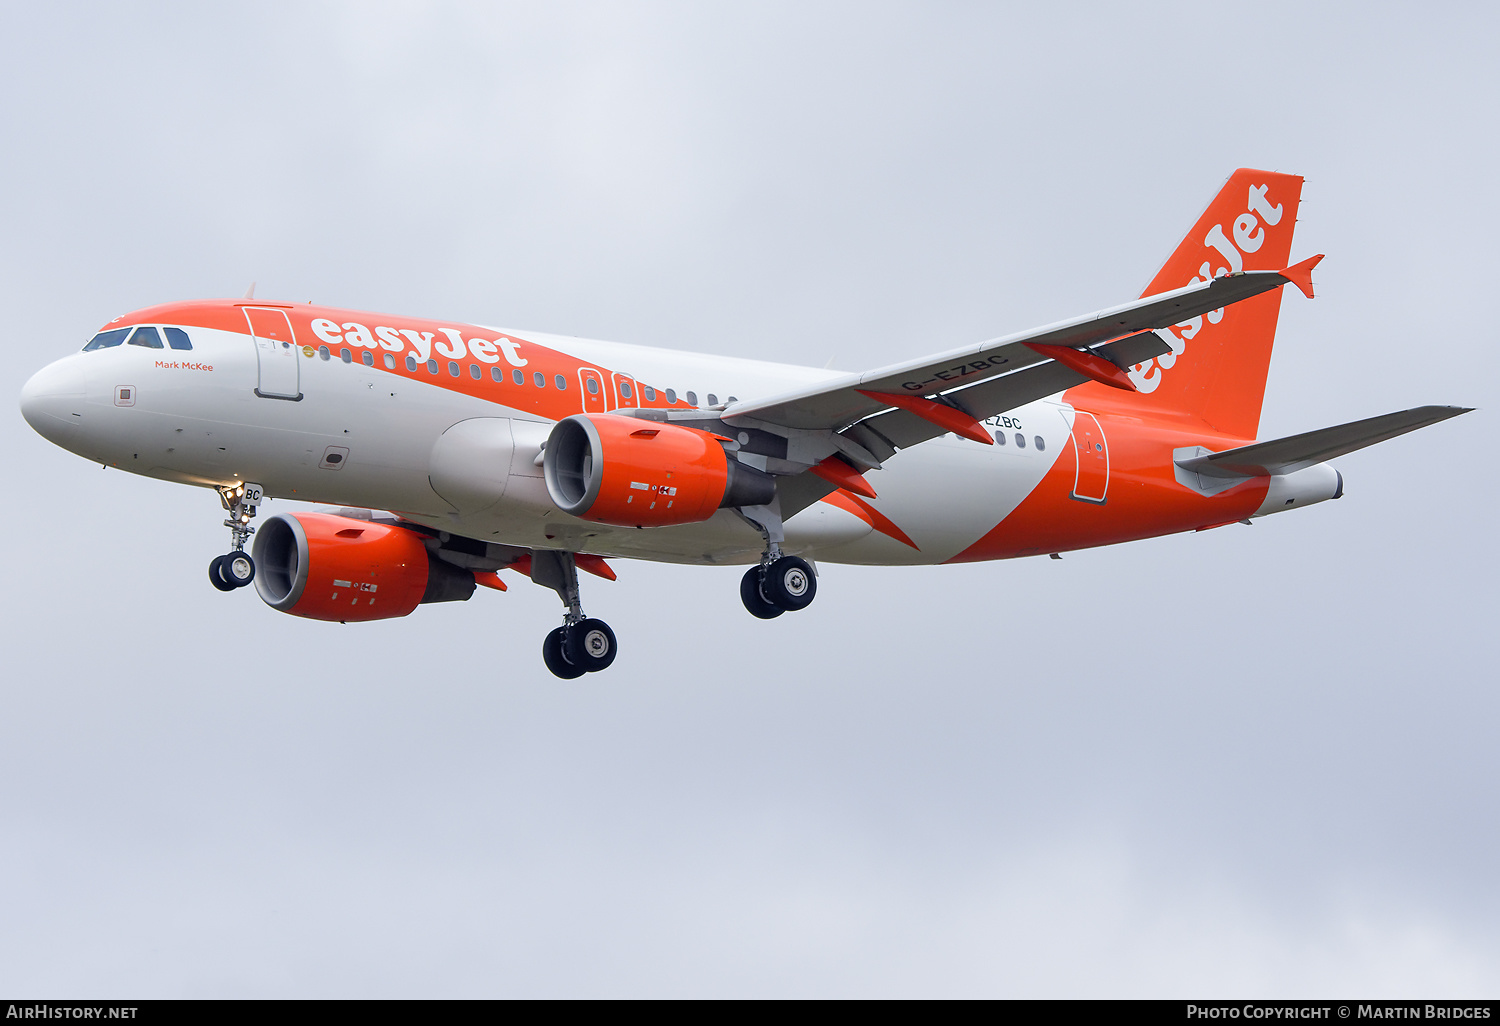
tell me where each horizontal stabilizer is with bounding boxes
[1176,406,1472,479]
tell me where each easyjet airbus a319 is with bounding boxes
[20,171,1469,677]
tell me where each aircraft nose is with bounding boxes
[20,358,87,446]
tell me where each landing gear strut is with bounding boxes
[210,482,263,591]
[736,497,818,618]
[531,551,618,679]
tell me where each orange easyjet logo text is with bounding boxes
[1129,182,1286,393]
[309,319,529,368]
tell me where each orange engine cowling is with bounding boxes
[543,414,775,528]
[251,512,475,622]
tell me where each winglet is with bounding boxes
[1024,343,1138,392]
[857,390,993,444]
[811,455,878,498]
[1281,254,1324,299]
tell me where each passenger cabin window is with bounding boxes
[534,371,545,388]
[491,366,503,382]
[512,368,524,385]
[642,385,656,402]
[83,328,130,351]
[665,388,677,404]
[707,393,717,406]
[619,381,633,399]
[164,327,193,350]
[586,376,600,395]
[686,391,698,406]
[554,374,567,390]
[128,326,164,349]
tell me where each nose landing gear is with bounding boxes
[209,551,256,591]
[531,551,618,679]
[209,482,263,591]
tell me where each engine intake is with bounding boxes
[543,414,775,528]
[252,512,475,622]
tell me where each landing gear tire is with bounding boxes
[208,555,236,592]
[565,618,617,673]
[542,626,587,680]
[763,556,816,611]
[223,551,256,588]
[740,565,784,619]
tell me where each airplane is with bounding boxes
[19,169,1470,678]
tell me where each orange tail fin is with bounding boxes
[1077,169,1307,440]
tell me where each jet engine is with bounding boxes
[543,414,775,528]
[251,512,475,622]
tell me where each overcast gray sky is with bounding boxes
[1,1,1496,998]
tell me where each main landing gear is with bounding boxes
[209,482,263,592]
[735,496,818,619]
[740,556,817,619]
[531,550,618,680]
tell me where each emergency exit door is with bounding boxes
[579,368,607,413]
[244,307,301,400]
[612,372,638,410]
[1070,410,1109,503]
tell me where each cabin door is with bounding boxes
[1070,410,1109,504]
[244,307,301,400]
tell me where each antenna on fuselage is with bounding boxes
[242,281,256,300]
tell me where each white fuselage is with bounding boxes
[22,320,1071,567]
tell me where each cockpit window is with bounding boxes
[82,328,130,351]
[127,326,164,349]
[164,327,193,350]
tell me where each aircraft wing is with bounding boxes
[723,264,1314,440]
[758,331,1172,521]
[841,329,1169,454]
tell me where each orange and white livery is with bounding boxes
[20,170,1469,677]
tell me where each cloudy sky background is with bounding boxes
[1,1,1496,997]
